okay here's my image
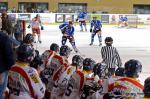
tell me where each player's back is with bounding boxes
[51,66,76,99]
[62,70,84,99]
[46,54,68,92]
[8,63,45,99]
[41,50,55,68]
[108,76,144,98]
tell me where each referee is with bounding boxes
[101,37,122,76]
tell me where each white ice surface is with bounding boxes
[26,25,150,84]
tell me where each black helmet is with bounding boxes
[124,59,142,78]
[143,77,150,98]
[115,67,125,77]
[24,33,34,44]
[17,44,34,62]
[72,55,84,68]
[93,63,107,78]
[60,45,72,57]
[83,58,96,71]
[105,37,113,46]
[30,50,43,69]
[50,43,59,53]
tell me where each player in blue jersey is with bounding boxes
[76,11,87,32]
[119,16,128,27]
[89,16,102,46]
[59,21,79,53]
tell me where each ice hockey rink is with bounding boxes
[27,24,150,84]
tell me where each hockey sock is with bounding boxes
[62,36,67,45]
[91,33,95,44]
[80,23,83,31]
[98,35,102,43]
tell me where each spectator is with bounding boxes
[0,31,15,99]
[101,37,122,76]
[1,12,13,35]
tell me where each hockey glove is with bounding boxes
[27,25,31,28]
[41,26,44,30]
[90,29,93,33]
[76,18,78,22]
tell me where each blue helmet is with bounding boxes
[143,77,150,97]
[125,59,142,78]
[83,58,96,71]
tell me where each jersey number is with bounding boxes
[9,87,20,96]
[65,83,73,96]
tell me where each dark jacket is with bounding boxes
[1,15,13,35]
[0,31,15,73]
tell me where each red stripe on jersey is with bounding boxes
[45,50,54,66]
[52,67,62,81]
[86,77,94,81]
[53,55,64,64]
[10,66,37,99]
[117,77,144,89]
[108,83,127,92]
[76,71,84,91]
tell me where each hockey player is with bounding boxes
[62,58,96,99]
[41,43,60,69]
[31,14,44,43]
[89,16,102,46]
[44,45,72,99]
[76,11,87,32]
[51,55,84,99]
[59,21,79,53]
[108,59,144,98]
[119,16,128,28]
[143,77,150,98]
[8,44,45,99]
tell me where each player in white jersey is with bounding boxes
[8,44,45,99]
[51,55,84,99]
[93,59,143,99]
[44,45,72,99]
[40,43,60,84]
[62,58,95,99]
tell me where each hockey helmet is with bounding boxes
[83,58,96,71]
[143,77,150,97]
[93,63,107,78]
[17,44,34,62]
[50,43,60,53]
[60,45,72,57]
[23,33,34,44]
[124,59,142,78]
[72,55,84,68]
[115,67,125,77]
[105,37,113,46]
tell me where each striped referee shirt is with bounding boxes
[101,46,122,68]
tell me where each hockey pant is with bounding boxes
[91,33,102,44]
[62,36,77,50]
[79,21,87,31]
